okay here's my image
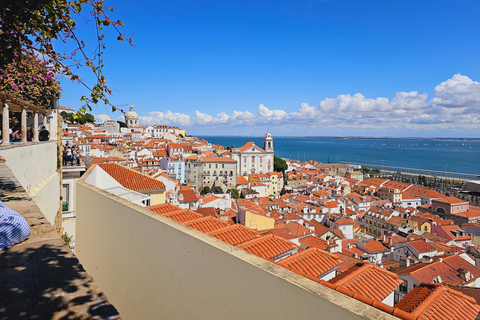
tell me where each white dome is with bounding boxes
[125,105,139,128]
[125,105,139,120]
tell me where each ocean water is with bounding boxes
[199,136,480,176]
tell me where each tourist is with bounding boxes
[0,199,31,251]
[27,126,34,141]
[62,147,68,166]
[39,126,49,141]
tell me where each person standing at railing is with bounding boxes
[39,126,49,141]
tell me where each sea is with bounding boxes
[198,136,480,177]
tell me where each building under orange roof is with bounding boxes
[237,234,298,261]
[395,283,480,320]
[147,203,182,215]
[278,247,341,280]
[328,261,403,302]
[98,163,165,192]
[185,216,229,233]
[207,224,258,246]
[164,209,204,223]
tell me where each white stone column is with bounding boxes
[21,106,27,142]
[33,111,39,142]
[2,100,10,146]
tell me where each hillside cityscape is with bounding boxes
[8,103,480,318]
[2,0,480,319]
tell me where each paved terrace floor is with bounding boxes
[0,162,121,320]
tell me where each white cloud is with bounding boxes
[431,73,480,108]
[95,114,111,123]
[140,110,193,126]
[135,74,480,135]
[391,91,428,110]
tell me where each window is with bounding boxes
[62,184,69,211]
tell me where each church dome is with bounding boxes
[125,105,139,128]
[125,105,139,120]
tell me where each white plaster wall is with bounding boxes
[0,141,57,193]
[0,142,60,226]
[85,166,123,189]
[32,173,61,225]
[76,179,395,320]
[381,291,395,307]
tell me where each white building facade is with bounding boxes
[230,132,274,176]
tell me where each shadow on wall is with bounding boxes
[0,243,120,320]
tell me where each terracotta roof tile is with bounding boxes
[278,247,341,279]
[207,224,258,246]
[98,163,165,191]
[396,283,480,320]
[147,203,182,214]
[185,216,229,233]
[329,262,403,301]
[237,234,298,261]
[164,209,204,223]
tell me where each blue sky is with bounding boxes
[58,0,480,137]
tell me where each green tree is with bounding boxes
[360,167,371,175]
[370,168,380,177]
[212,186,223,194]
[0,50,61,106]
[117,121,127,128]
[227,188,239,199]
[274,155,288,172]
[0,0,133,113]
[60,111,95,124]
[200,186,211,195]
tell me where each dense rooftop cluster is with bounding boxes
[64,120,480,319]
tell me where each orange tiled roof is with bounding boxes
[178,188,199,203]
[237,176,250,185]
[328,262,403,301]
[147,203,182,214]
[164,209,204,223]
[278,247,341,279]
[395,283,480,320]
[98,163,165,191]
[237,234,298,261]
[434,196,467,204]
[208,224,258,246]
[363,240,389,253]
[285,221,312,237]
[185,216,229,233]
[404,185,445,199]
[298,236,330,251]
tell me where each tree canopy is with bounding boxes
[200,186,211,195]
[274,155,288,172]
[227,188,239,199]
[0,0,132,113]
[0,50,60,106]
[60,111,95,124]
[212,186,223,194]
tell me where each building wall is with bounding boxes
[0,141,60,227]
[245,210,275,231]
[76,180,392,320]
[150,192,165,205]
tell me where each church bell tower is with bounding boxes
[263,131,274,153]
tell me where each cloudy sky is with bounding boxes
[58,0,480,138]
